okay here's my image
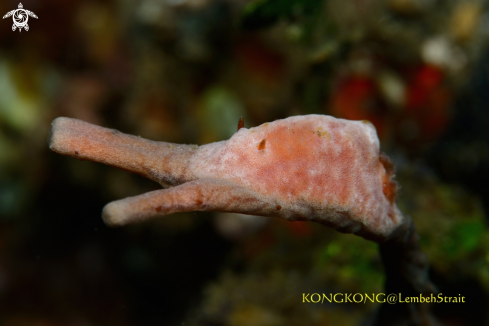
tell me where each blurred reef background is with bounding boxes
[1,0,489,325]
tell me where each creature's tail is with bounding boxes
[48,117,197,186]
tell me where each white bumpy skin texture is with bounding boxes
[49,115,401,241]
[190,115,401,239]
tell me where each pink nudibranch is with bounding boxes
[49,115,402,241]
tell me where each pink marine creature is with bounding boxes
[49,114,436,325]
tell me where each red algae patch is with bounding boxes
[237,117,244,131]
[379,153,398,204]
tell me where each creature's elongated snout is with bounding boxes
[48,117,197,187]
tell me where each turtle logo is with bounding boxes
[3,3,38,32]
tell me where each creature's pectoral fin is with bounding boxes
[24,24,28,31]
[102,179,273,227]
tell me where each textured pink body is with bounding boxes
[49,115,435,315]
[191,115,401,238]
[49,115,402,241]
